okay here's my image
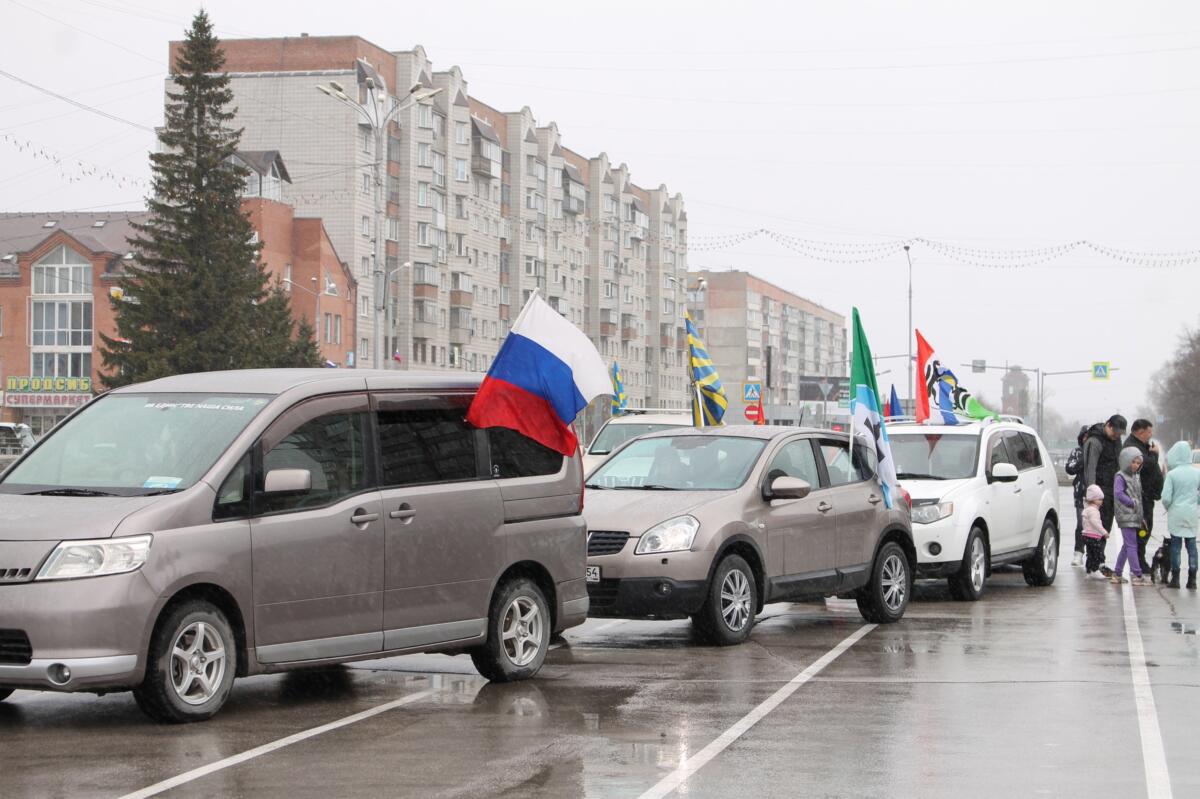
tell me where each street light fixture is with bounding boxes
[283,276,322,346]
[315,77,443,369]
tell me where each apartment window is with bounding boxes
[417,223,430,246]
[604,281,616,299]
[418,143,432,167]
[449,344,463,367]
[360,256,370,277]
[360,173,371,195]
[451,272,473,292]
[335,314,343,345]
[454,158,468,182]
[663,298,676,314]
[387,218,400,241]
[360,295,369,317]
[417,183,430,206]
[361,216,370,237]
[324,313,333,344]
[432,152,445,187]
[454,233,466,257]
[455,120,469,145]
[418,104,433,128]
[455,195,467,219]
[360,338,369,359]
[360,128,371,153]
[433,114,445,139]
[33,245,91,295]
[412,263,436,285]
[603,195,617,214]
[387,135,402,162]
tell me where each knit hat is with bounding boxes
[1086,484,1104,502]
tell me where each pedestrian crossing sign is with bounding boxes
[744,382,762,402]
[1092,361,1110,380]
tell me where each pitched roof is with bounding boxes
[471,117,500,144]
[0,212,149,266]
[563,162,585,184]
[235,150,292,183]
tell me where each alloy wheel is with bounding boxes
[501,596,543,667]
[1043,528,1058,576]
[170,621,227,706]
[970,537,986,592]
[720,569,752,632]
[882,554,908,613]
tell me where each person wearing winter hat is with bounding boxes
[1080,484,1109,578]
[1065,426,1089,567]
[1161,441,1200,589]
[1111,446,1146,585]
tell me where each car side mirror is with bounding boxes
[989,463,1019,483]
[264,468,312,495]
[767,476,812,501]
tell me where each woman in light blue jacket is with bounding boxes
[1161,441,1200,589]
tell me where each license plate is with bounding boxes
[585,566,601,583]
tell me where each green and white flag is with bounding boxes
[849,308,898,508]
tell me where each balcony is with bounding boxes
[412,321,439,340]
[622,327,639,341]
[563,195,584,215]
[499,304,510,321]
[449,326,471,346]
[600,322,617,337]
[413,283,438,300]
[472,154,500,178]
[450,289,473,307]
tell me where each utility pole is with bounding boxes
[904,244,914,407]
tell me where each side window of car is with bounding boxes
[213,452,251,519]
[260,411,369,514]
[488,427,564,478]
[986,434,1013,473]
[1019,432,1043,468]
[376,397,479,487]
[765,438,821,487]
[1004,431,1038,471]
[819,440,868,487]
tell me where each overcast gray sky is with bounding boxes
[2,0,1198,424]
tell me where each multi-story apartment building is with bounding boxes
[687,269,847,426]
[189,35,692,410]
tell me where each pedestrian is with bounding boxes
[1082,414,1125,576]
[1081,484,1110,579]
[1111,446,1146,585]
[1066,426,1088,566]
[1124,419,1164,574]
[1160,441,1200,589]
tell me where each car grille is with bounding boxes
[0,629,32,665]
[586,579,621,609]
[588,531,630,557]
[0,567,33,582]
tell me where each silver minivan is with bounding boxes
[0,370,588,722]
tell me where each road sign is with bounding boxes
[744,382,762,402]
[1092,361,1111,380]
[972,359,986,374]
[744,404,761,423]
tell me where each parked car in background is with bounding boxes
[0,423,34,472]
[888,418,1060,601]
[0,369,588,722]
[581,409,692,474]
[583,426,914,645]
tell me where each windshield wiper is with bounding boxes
[638,484,681,491]
[140,488,182,496]
[24,488,117,497]
[896,472,948,481]
[584,483,609,490]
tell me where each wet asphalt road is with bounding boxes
[3,488,1198,798]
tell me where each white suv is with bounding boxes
[888,418,1060,600]
[582,411,692,474]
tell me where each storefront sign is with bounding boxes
[4,376,93,408]
[5,376,93,393]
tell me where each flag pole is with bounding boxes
[847,309,855,465]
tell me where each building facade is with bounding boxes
[0,204,351,433]
[191,35,692,409]
[686,269,847,426]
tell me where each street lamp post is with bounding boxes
[382,260,411,368]
[317,78,441,369]
[904,244,914,404]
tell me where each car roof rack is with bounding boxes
[614,407,690,415]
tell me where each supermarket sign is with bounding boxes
[4,376,93,408]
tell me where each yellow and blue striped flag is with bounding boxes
[685,310,727,426]
[610,362,628,415]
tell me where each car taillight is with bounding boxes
[900,486,912,509]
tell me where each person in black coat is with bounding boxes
[1065,426,1088,566]
[1083,414,1127,534]
[1125,418,1164,573]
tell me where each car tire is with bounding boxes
[471,578,551,683]
[133,600,237,724]
[1023,517,1059,587]
[857,541,911,623]
[948,528,988,601]
[692,554,757,646]
[0,688,12,702]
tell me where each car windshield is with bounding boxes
[588,421,686,455]
[587,434,766,490]
[891,433,980,480]
[0,393,271,496]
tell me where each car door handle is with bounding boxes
[350,510,380,525]
[1013,488,1022,494]
[389,504,417,521]
[817,501,833,513]
[867,494,883,505]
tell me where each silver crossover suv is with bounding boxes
[584,427,914,644]
[0,370,588,722]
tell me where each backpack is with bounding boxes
[1065,446,1083,476]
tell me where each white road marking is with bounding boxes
[1121,584,1174,799]
[118,686,442,799]
[637,623,876,799]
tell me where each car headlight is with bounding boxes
[36,535,153,581]
[911,502,954,525]
[635,515,699,555]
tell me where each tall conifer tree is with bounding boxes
[101,10,319,387]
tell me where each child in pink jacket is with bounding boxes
[1081,484,1109,579]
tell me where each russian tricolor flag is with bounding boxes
[466,293,611,455]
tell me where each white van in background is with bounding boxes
[582,410,692,474]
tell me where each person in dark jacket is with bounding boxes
[1066,426,1088,566]
[1083,414,1127,535]
[1125,419,1164,574]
